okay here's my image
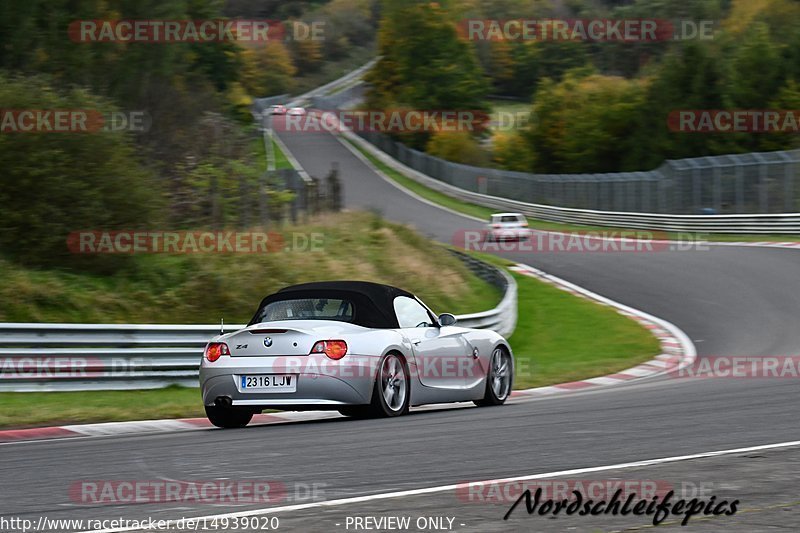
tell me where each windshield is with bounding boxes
[251,298,354,323]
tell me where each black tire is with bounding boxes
[474,346,513,407]
[368,352,410,417]
[205,406,253,428]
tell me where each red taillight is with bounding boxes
[310,340,348,360]
[205,342,230,362]
[492,224,501,229]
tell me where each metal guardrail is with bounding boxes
[448,251,517,337]
[341,126,800,233]
[0,257,516,392]
[358,128,800,221]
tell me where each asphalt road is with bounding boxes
[2,127,799,532]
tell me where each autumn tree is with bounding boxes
[366,0,489,148]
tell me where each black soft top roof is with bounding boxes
[249,281,418,329]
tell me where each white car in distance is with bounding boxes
[487,213,532,242]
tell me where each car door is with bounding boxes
[393,296,472,389]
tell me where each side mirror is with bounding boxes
[438,313,457,327]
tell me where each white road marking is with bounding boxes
[616,366,659,377]
[583,376,624,385]
[63,420,191,436]
[85,439,800,532]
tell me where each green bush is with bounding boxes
[0,74,163,269]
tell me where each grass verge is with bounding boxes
[467,251,660,389]
[343,137,800,243]
[508,270,660,389]
[272,138,291,170]
[252,132,292,171]
[0,386,203,429]
[0,212,499,323]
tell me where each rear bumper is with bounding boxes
[200,354,380,408]
[489,228,532,241]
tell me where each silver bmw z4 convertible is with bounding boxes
[200,281,514,428]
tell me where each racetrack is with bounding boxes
[3,127,800,532]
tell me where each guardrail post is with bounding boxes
[308,177,321,214]
[735,166,744,213]
[692,168,701,214]
[286,169,299,224]
[326,163,342,212]
[784,161,793,213]
[210,174,221,230]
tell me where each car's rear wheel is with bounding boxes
[370,352,410,417]
[205,406,253,428]
[475,347,512,407]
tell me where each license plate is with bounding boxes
[240,374,296,392]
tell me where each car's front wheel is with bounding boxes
[475,347,512,407]
[205,406,253,428]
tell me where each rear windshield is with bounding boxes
[494,215,522,223]
[251,298,354,323]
